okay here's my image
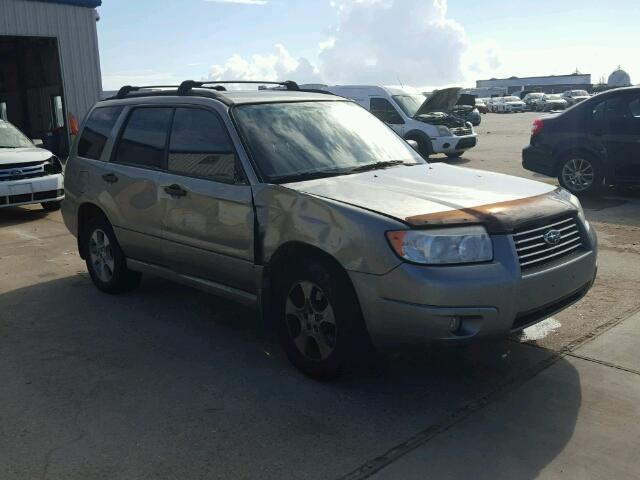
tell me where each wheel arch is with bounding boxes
[552,145,603,176]
[403,129,433,155]
[76,202,112,259]
[260,241,363,330]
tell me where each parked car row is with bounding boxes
[483,89,592,113]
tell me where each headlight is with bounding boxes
[386,226,493,265]
[436,125,451,136]
[558,188,589,230]
[43,156,63,175]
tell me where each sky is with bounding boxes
[97,0,639,91]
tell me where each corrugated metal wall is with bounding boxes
[0,0,102,124]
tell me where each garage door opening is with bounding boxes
[0,36,68,156]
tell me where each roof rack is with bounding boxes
[115,85,178,99]
[177,80,300,95]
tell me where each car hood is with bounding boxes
[284,164,572,233]
[0,147,52,166]
[414,87,462,116]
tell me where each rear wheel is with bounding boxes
[558,154,603,196]
[275,258,369,380]
[84,216,141,294]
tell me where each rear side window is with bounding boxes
[114,107,173,169]
[168,108,239,183]
[77,106,123,160]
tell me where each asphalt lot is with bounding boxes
[1,112,639,479]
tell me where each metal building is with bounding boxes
[0,0,102,156]
[476,73,592,95]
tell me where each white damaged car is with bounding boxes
[0,119,64,211]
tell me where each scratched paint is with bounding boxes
[521,317,562,341]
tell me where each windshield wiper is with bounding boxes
[270,169,347,184]
[345,160,414,174]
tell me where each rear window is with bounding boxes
[113,107,173,169]
[77,106,123,160]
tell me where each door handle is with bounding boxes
[163,184,187,197]
[102,172,118,183]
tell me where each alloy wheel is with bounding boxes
[285,281,337,361]
[561,158,595,192]
[89,229,115,282]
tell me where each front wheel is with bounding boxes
[558,154,603,196]
[275,259,368,380]
[41,201,61,211]
[84,216,141,294]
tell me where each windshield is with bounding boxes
[391,94,426,117]
[0,120,33,148]
[233,101,424,183]
[571,90,589,96]
[504,96,520,102]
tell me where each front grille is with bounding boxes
[0,162,47,181]
[455,137,477,149]
[451,126,473,136]
[513,216,583,270]
[2,189,63,206]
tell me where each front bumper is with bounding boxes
[431,134,478,153]
[0,174,64,208]
[349,230,597,348]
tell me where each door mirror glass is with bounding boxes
[32,138,44,146]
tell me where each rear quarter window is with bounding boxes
[77,106,124,160]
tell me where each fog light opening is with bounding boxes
[443,142,450,148]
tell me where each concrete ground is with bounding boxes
[1,112,639,479]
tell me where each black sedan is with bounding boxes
[522,86,640,195]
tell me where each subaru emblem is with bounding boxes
[543,229,562,246]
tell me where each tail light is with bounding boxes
[531,118,544,137]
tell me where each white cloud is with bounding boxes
[204,0,501,88]
[206,44,322,84]
[204,0,267,4]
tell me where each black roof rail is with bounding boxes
[115,85,178,99]
[177,79,300,95]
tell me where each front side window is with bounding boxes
[233,101,424,183]
[369,98,404,124]
[114,107,173,169]
[168,108,240,183]
[77,106,124,160]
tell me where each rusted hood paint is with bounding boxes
[283,163,574,233]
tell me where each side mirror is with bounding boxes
[32,139,44,147]
[406,139,419,150]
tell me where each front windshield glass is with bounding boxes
[572,90,588,96]
[391,94,426,117]
[233,101,424,183]
[504,96,520,102]
[0,120,33,148]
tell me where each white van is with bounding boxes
[317,85,478,158]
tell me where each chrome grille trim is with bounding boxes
[513,216,583,270]
[0,163,46,181]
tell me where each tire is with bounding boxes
[405,134,432,159]
[557,153,603,196]
[41,201,61,211]
[84,215,141,294]
[275,258,369,380]
[446,152,463,158]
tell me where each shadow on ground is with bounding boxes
[0,272,582,480]
[0,205,52,227]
